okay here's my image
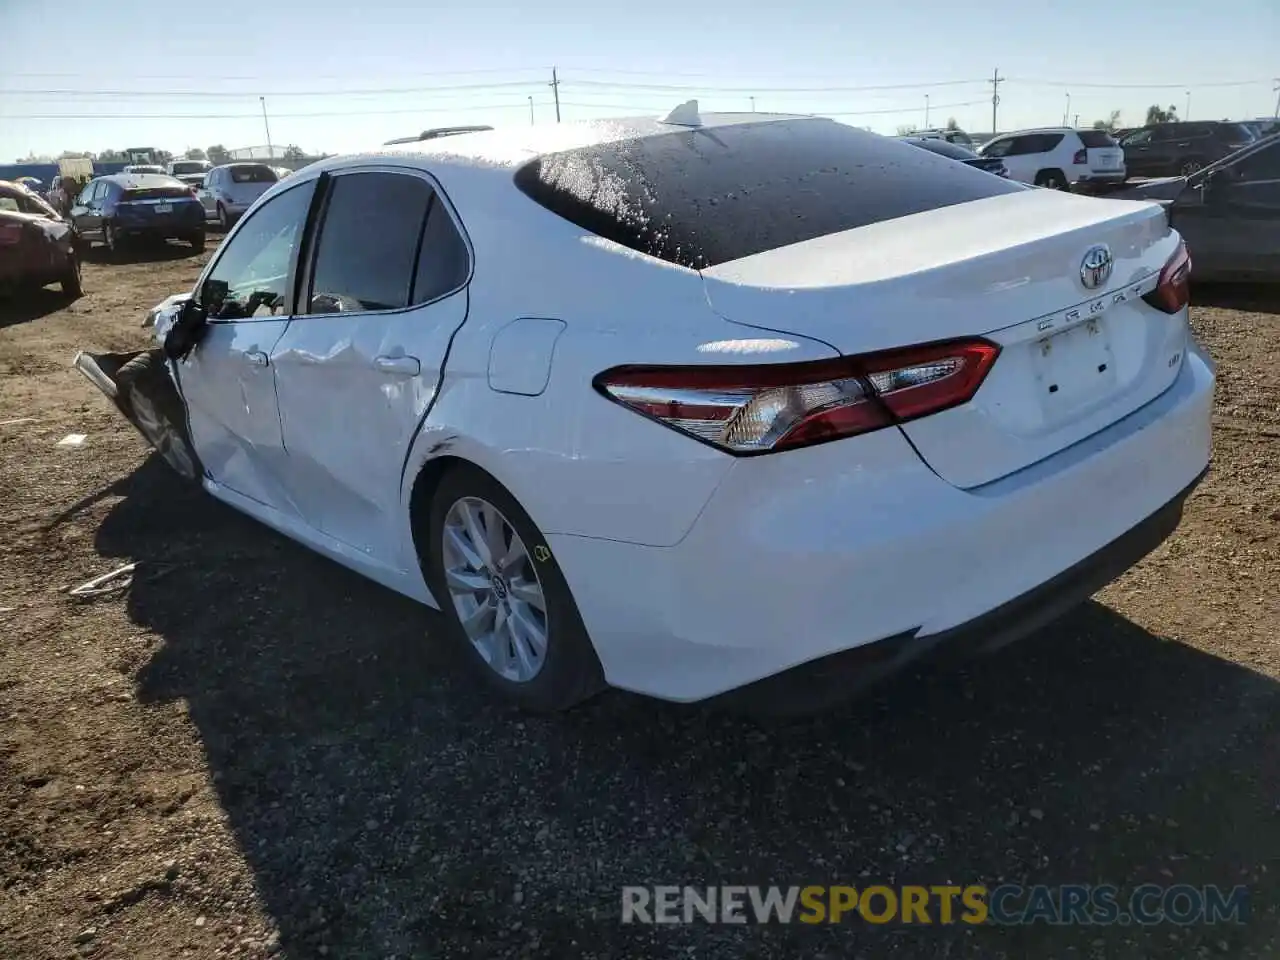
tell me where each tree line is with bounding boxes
[17,144,309,164]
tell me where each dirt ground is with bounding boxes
[0,239,1277,960]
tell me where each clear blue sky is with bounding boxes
[2,0,1276,161]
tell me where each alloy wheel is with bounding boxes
[441,496,549,683]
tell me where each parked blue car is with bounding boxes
[69,174,206,258]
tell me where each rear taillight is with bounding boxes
[1143,240,1192,314]
[0,222,23,245]
[1073,148,1087,164]
[596,339,1000,455]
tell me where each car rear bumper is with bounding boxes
[548,340,1215,703]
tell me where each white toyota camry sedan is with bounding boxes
[75,107,1214,712]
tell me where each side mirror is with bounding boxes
[163,296,211,360]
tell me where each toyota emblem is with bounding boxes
[1080,244,1114,290]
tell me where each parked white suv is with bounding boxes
[978,128,1126,190]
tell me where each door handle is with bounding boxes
[373,355,420,376]
[244,350,269,367]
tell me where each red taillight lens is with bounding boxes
[596,339,1000,455]
[1143,240,1192,314]
[1073,148,1088,164]
[0,222,24,245]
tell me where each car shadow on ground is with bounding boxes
[1193,283,1280,314]
[82,240,203,265]
[0,288,78,328]
[91,457,1280,959]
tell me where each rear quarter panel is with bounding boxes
[398,192,840,549]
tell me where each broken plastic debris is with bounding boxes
[57,434,87,447]
[69,563,137,598]
[0,417,38,426]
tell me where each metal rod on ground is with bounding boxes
[550,67,561,123]
[260,96,273,159]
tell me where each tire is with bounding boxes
[423,463,605,711]
[114,351,200,481]
[189,230,206,253]
[60,250,83,299]
[217,204,230,231]
[1034,169,1070,191]
[1179,158,1204,176]
[102,220,122,260]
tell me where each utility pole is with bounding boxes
[529,96,535,125]
[1074,113,1079,128]
[550,67,561,123]
[924,93,930,128]
[1063,92,1071,126]
[749,96,756,112]
[1274,79,1279,119]
[1185,90,1191,121]
[990,68,1004,137]
[260,96,273,160]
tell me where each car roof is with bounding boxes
[310,112,822,178]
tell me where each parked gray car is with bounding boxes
[1115,133,1279,281]
[197,163,279,229]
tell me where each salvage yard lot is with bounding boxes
[1,242,1278,959]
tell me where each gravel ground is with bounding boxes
[0,240,1278,959]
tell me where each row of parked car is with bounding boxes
[0,161,289,300]
[902,119,1277,192]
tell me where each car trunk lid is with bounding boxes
[701,189,1187,489]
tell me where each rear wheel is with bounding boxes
[60,250,83,299]
[188,230,206,253]
[217,203,230,231]
[423,464,605,711]
[102,221,122,259]
[1034,169,1070,191]
[114,351,200,481]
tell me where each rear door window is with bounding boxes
[980,138,1014,158]
[306,171,435,313]
[513,118,1023,269]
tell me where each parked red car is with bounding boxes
[0,209,83,301]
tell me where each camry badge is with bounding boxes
[1080,244,1114,290]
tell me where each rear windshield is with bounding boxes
[170,161,208,175]
[905,138,976,161]
[513,119,1023,269]
[229,165,277,184]
[122,186,193,201]
[1077,130,1117,148]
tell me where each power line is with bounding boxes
[0,80,545,98]
[565,78,988,94]
[1,66,552,81]
[0,103,541,121]
[1012,77,1271,89]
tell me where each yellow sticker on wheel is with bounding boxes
[533,545,551,563]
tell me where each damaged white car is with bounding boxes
[76,110,1213,712]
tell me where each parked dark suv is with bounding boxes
[69,174,206,258]
[1119,122,1255,178]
